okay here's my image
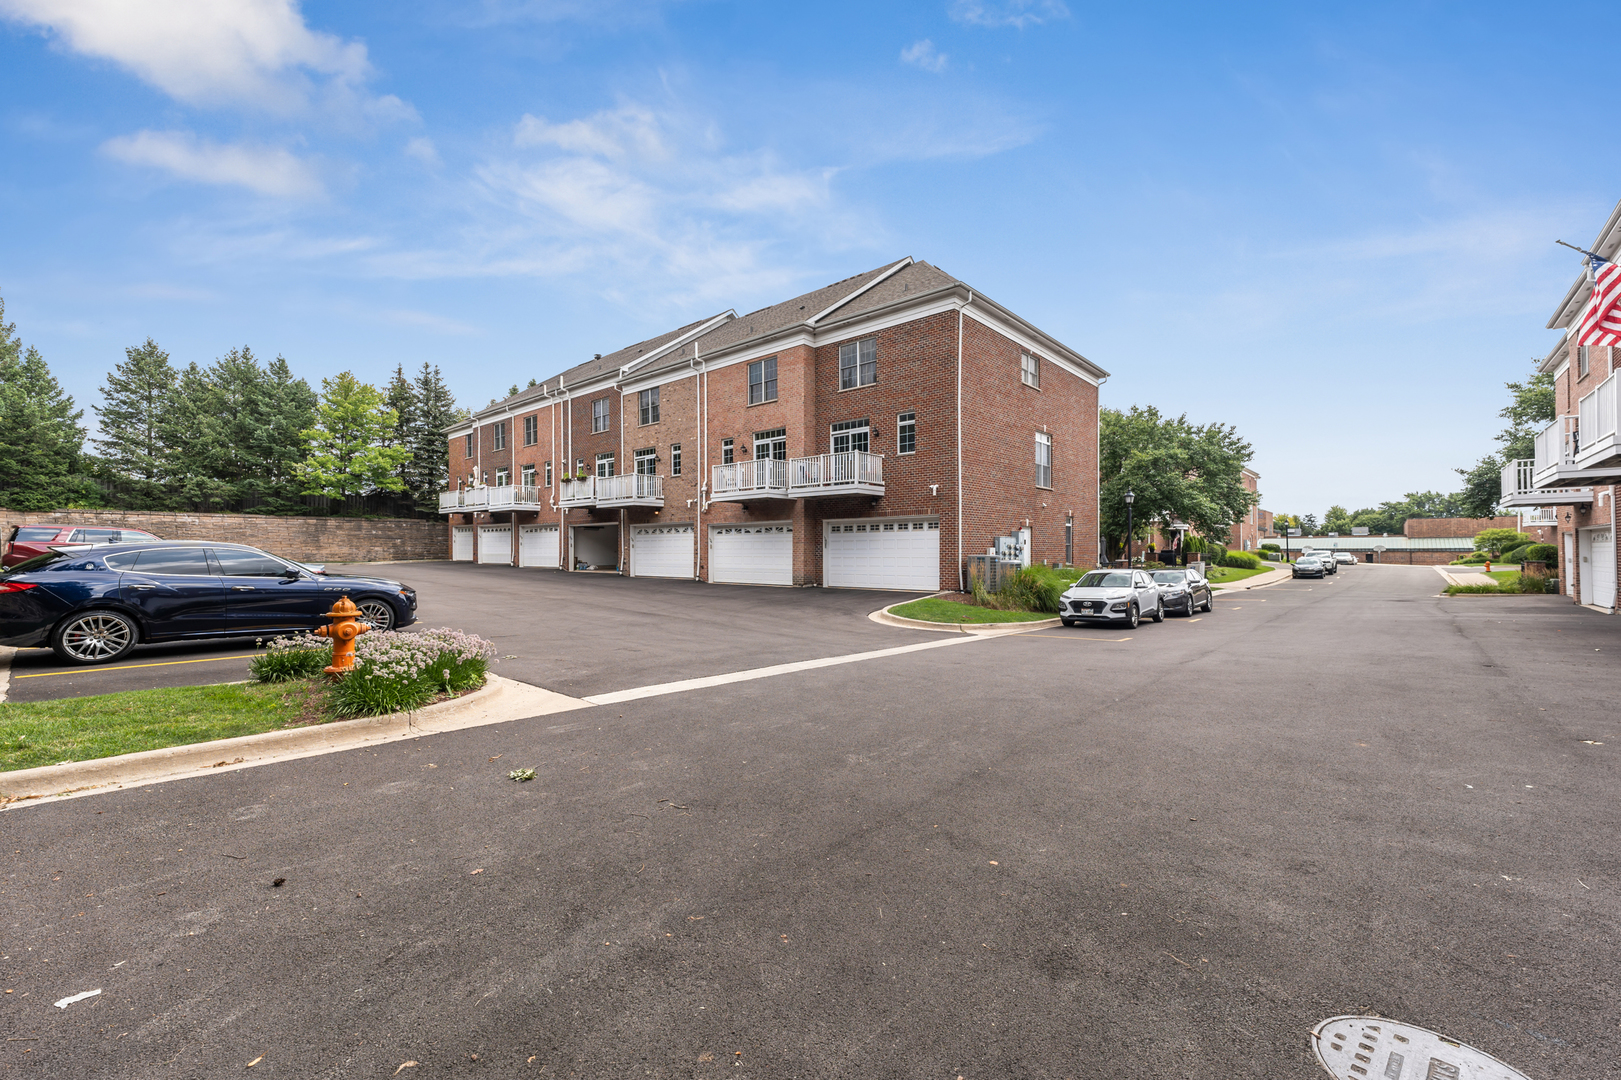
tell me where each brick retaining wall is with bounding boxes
[0,509,447,564]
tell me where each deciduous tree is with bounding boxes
[297,371,411,497]
[1099,405,1256,559]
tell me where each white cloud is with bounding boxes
[900,39,948,74]
[405,136,441,166]
[101,130,324,198]
[0,0,408,121]
[949,0,1069,29]
[514,105,667,160]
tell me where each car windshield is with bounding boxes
[1,551,69,575]
[1077,571,1133,588]
[1150,571,1186,584]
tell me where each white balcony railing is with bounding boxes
[438,485,544,513]
[1521,508,1559,526]
[1532,415,1581,487]
[788,450,885,496]
[1575,371,1621,469]
[596,473,664,507]
[557,476,597,506]
[711,458,789,500]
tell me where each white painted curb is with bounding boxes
[868,604,1059,634]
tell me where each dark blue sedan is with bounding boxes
[0,541,418,664]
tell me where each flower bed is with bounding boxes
[250,628,497,717]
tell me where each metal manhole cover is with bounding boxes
[1312,1016,1534,1080]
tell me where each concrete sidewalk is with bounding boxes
[1211,563,1293,590]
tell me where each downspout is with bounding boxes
[957,294,969,591]
[694,347,707,579]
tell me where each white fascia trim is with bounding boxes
[618,310,737,380]
[810,298,960,350]
[806,258,914,327]
[1548,272,1590,330]
[963,306,1100,387]
[655,329,818,382]
[1540,335,1571,375]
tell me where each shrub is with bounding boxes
[1260,543,1280,552]
[1218,550,1262,569]
[1522,543,1558,566]
[998,565,1066,613]
[327,628,497,718]
[1142,560,1165,570]
[1499,544,1530,564]
[251,634,332,682]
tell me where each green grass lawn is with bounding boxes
[0,681,325,774]
[890,598,1054,624]
[1485,570,1520,585]
[1206,564,1273,584]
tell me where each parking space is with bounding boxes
[3,639,259,703]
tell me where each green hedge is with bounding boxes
[1522,543,1558,565]
[1218,550,1262,569]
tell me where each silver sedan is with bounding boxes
[1060,569,1164,628]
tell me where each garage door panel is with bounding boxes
[519,525,560,569]
[709,523,793,586]
[452,526,475,562]
[477,526,513,565]
[632,524,695,579]
[825,518,939,591]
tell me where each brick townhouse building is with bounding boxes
[1227,468,1263,551]
[1499,197,1621,609]
[439,258,1107,591]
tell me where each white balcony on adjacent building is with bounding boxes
[1530,415,1617,489]
[438,485,545,513]
[557,476,598,507]
[595,473,664,508]
[788,450,885,498]
[710,458,790,502]
[1574,371,1621,473]
[1519,507,1560,526]
[1500,458,1591,508]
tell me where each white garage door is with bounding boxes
[709,522,793,586]
[452,526,475,562]
[519,524,560,569]
[477,525,512,565]
[631,523,694,579]
[1591,527,1616,608]
[825,517,940,591]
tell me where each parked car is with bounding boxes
[0,540,417,664]
[2,524,161,568]
[1060,568,1164,628]
[1293,555,1326,579]
[1334,552,1356,566]
[1304,548,1337,574]
[1149,568,1213,615]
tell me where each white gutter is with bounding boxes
[806,257,914,327]
[617,310,735,381]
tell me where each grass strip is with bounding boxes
[1206,565,1272,584]
[890,598,1053,624]
[0,681,325,774]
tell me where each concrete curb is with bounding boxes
[0,645,14,705]
[1211,565,1293,591]
[869,604,1059,635]
[0,673,589,809]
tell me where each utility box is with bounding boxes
[966,555,1021,592]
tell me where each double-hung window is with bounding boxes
[838,337,877,390]
[748,357,778,404]
[591,397,610,433]
[464,432,474,457]
[897,411,916,455]
[544,461,553,487]
[722,438,734,465]
[639,387,660,425]
[1021,352,1040,389]
[671,443,682,476]
[831,419,870,454]
[754,427,787,461]
[523,415,537,445]
[634,448,657,475]
[521,464,536,488]
[1035,431,1053,489]
[595,453,615,478]
[495,466,510,487]
[1580,345,1592,377]
[493,422,507,450]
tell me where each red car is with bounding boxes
[2,524,162,568]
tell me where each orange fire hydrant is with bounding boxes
[313,595,369,677]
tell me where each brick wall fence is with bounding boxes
[0,509,448,564]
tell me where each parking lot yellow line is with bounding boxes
[15,654,258,679]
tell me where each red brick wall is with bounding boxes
[1403,516,1525,538]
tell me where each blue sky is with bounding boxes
[2,0,1617,518]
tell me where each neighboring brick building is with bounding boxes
[1401,516,1553,542]
[1499,197,1621,609]
[440,259,1107,590]
[1226,468,1263,551]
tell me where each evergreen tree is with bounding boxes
[92,337,177,507]
[0,293,94,511]
[254,355,317,510]
[297,372,411,498]
[405,363,463,505]
[383,364,418,496]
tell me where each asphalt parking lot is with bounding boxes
[8,562,1617,1078]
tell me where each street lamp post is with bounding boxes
[1125,489,1136,569]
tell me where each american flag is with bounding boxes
[1578,256,1621,347]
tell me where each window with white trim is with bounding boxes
[523,415,537,445]
[721,438,734,465]
[897,411,916,455]
[493,422,507,450]
[464,432,474,457]
[634,448,657,475]
[639,387,660,425]
[1035,431,1053,489]
[748,357,778,404]
[671,443,682,476]
[838,337,877,390]
[831,418,870,454]
[1021,352,1040,389]
[1580,345,1591,377]
[591,397,610,432]
[521,464,536,488]
[755,427,787,460]
[575,458,584,476]
[544,461,553,487]
[495,465,510,486]
[596,452,615,477]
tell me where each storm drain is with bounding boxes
[1312,1016,1533,1080]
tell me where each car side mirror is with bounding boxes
[283,567,302,579]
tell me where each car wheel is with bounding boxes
[356,597,397,632]
[1150,600,1164,623]
[52,610,138,664]
[1126,604,1139,629]
[1200,593,1213,613]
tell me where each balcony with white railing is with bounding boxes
[710,458,790,503]
[1520,507,1560,526]
[1500,458,1591,508]
[438,485,545,513]
[788,450,885,497]
[595,472,664,508]
[1574,371,1621,472]
[557,476,598,507]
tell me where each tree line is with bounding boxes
[0,291,466,515]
